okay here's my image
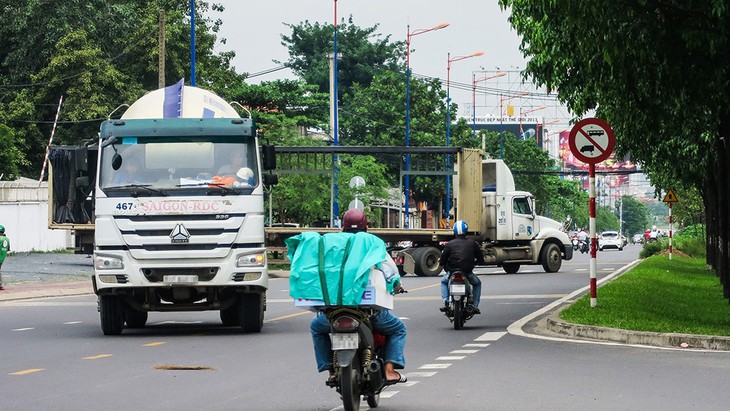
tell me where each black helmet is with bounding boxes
[342,209,367,232]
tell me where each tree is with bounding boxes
[618,195,650,237]
[501,0,730,300]
[0,125,24,179]
[279,17,404,99]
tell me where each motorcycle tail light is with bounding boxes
[452,273,465,282]
[332,315,360,332]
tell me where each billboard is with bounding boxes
[467,116,544,146]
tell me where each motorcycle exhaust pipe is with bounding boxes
[368,360,384,389]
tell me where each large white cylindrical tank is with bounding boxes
[121,86,240,119]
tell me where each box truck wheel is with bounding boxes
[220,305,240,326]
[413,247,443,277]
[99,295,124,335]
[124,307,148,328]
[238,293,264,333]
[502,263,520,274]
[540,243,562,273]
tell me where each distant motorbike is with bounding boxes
[573,238,589,254]
[444,270,475,330]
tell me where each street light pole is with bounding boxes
[332,0,340,227]
[446,51,484,229]
[404,22,448,229]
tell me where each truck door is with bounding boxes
[511,196,535,240]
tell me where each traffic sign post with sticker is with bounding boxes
[569,118,616,307]
[663,189,678,260]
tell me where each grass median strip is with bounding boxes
[560,255,730,336]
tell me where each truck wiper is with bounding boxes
[105,184,167,197]
[206,183,241,195]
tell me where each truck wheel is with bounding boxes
[502,263,520,274]
[238,293,264,333]
[124,307,148,328]
[220,305,240,326]
[540,243,562,273]
[100,295,124,335]
[413,247,443,277]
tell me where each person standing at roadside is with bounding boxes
[0,225,10,290]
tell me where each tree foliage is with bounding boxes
[279,17,404,98]
[0,1,237,178]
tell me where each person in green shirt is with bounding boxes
[0,225,9,290]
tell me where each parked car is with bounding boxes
[598,231,624,251]
[632,233,644,244]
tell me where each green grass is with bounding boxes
[560,255,730,336]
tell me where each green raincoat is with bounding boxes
[287,231,397,306]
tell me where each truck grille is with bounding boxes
[142,267,219,282]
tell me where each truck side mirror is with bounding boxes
[262,144,276,170]
[263,173,279,188]
[112,153,123,170]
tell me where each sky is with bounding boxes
[208,0,573,125]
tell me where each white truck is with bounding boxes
[265,148,573,276]
[49,85,277,335]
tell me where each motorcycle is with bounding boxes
[573,238,589,254]
[324,289,406,411]
[444,270,475,330]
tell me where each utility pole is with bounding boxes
[158,10,165,88]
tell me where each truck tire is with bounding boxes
[124,307,148,328]
[220,305,240,326]
[413,247,443,277]
[540,243,562,273]
[502,263,520,274]
[100,295,124,335]
[238,293,264,333]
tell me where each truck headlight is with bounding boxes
[95,255,124,270]
[237,252,265,267]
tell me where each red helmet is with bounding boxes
[342,209,367,232]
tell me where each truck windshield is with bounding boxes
[99,135,258,196]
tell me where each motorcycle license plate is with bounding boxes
[450,284,466,296]
[331,333,359,350]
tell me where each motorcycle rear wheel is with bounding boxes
[366,393,380,408]
[453,300,464,330]
[340,354,362,411]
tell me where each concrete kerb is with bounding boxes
[509,259,730,352]
[544,305,730,351]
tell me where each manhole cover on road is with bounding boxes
[154,364,216,371]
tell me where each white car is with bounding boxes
[598,231,624,251]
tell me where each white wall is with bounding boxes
[1,179,74,252]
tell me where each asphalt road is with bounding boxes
[4,245,729,410]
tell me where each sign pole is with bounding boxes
[589,163,597,307]
[669,202,673,260]
[568,117,615,309]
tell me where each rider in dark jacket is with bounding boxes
[439,220,485,314]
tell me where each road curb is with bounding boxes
[544,305,730,351]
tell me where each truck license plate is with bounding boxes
[450,284,466,295]
[163,275,199,285]
[331,333,359,350]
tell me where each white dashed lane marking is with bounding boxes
[475,331,507,341]
[436,356,466,361]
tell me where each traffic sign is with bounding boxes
[568,118,615,164]
[663,189,678,203]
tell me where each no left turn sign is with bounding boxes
[568,118,615,164]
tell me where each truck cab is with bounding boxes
[89,85,274,335]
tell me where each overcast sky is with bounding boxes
[208,1,573,123]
